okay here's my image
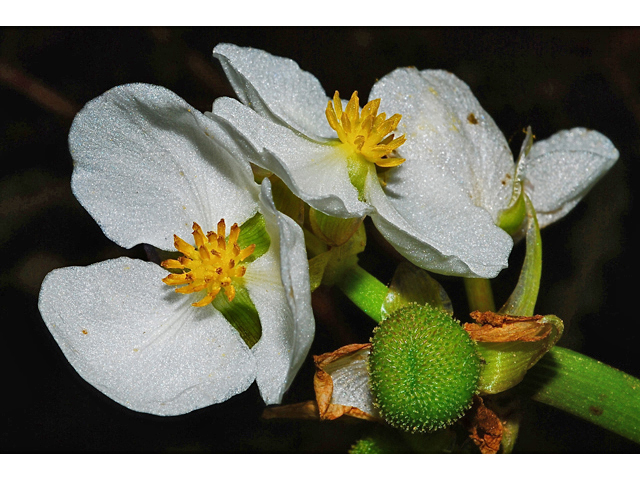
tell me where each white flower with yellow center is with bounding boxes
[210,44,619,278]
[38,83,315,416]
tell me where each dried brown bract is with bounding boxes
[462,396,504,454]
[465,311,551,342]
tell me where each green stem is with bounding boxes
[336,265,640,444]
[335,264,388,323]
[519,346,640,444]
[463,277,496,312]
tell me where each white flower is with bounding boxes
[38,83,315,416]
[369,68,620,231]
[210,44,619,278]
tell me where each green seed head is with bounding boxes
[369,303,481,433]
[348,437,387,454]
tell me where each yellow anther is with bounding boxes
[325,91,406,167]
[161,220,256,307]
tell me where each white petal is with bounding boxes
[370,68,515,221]
[212,97,371,219]
[258,179,315,401]
[325,347,378,417]
[70,83,260,251]
[517,128,620,228]
[366,170,512,278]
[242,247,291,404]
[38,258,256,416]
[242,179,315,404]
[213,43,335,140]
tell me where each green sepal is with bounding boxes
[497,180,526,236]
[498,126,534,236]
[309,207,363,247]
[212,284,262,349]
[472,193,561,394]
[237,212,271,264]
[268,175,305,226]
[381,261,453,319]
[303,226,329,257]
[304,227,330,292]
[499,194,542,317]
[249,163,273,184]
[308,222,366,289]
[476,314,564,394]
[308,251,330,292]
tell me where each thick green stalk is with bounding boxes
[336,265,640,444]
[463,277,495,312]
[519,346,640,444]
[335,264,388,323]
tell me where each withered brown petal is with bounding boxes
[313,343,379,422]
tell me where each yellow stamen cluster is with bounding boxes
[325,91,406,167]
[161,220,256,307]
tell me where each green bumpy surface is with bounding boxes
[369,303,481,433]
[348,437,386,454]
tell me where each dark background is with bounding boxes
[2,27,638,453]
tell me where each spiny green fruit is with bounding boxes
[369,303,481,433]
[348,437,387,454]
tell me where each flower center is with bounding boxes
[161,220,256,307]
[325,91,406,167]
